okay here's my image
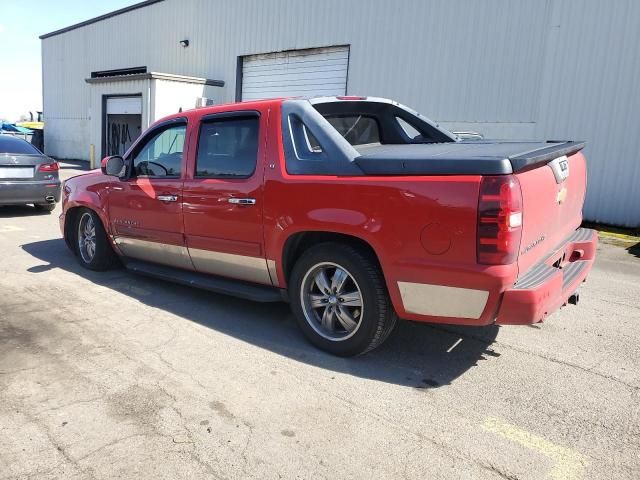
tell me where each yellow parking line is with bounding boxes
[598,231,639,242]
[482,417,587,480]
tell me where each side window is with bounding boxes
[288,114,326,161]
[195,116,259,178]
[303,125,323,153]
[395,116,423,142]
[132,124,186,177]
[281,101,363,176]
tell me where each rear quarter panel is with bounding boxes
[263,106,510,324]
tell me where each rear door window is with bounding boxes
[195,116,259,178]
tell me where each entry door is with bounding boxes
[105,96,142,157]
[108,120,192,270]
[182,111,270,284]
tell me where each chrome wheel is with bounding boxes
[78,212,97,263]
[300,262,364,341]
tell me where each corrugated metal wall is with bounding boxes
[533,1,640,227]
[41,0,640,226]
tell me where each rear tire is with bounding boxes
[74,208,120,271]
[289,242,397,356]
[34,203,56,212]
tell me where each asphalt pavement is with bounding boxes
[1,163,638,479]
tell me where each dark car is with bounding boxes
[0,135,61,212]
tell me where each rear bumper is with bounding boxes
[496,228,598,325]
[0,180,61,205]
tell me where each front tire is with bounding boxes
[289,243,397,356]
[75,208,119,271]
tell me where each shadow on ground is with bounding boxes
[627,242,640,258]
[0,205,54,218]
[22,238,501,389]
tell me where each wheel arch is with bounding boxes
[63,204,112,254]
[281,231,384,287]
[63,206,82,252]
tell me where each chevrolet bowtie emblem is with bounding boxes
[557,187,568,204]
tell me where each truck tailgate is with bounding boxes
[515,150,587,274]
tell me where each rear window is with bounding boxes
[0,136,41,155]
[325,115,380,146]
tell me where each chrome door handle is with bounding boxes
[157,194,178,202]
[228,198,256,205]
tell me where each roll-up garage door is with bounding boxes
[106,96,142,115]
[240,46,349,101]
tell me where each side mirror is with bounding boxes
[101,155,129,179]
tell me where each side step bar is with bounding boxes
[124,260,285,303]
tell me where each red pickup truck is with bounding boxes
[60,96,597,356]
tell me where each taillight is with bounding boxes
[477,175,523,265]
[38,161,59,172]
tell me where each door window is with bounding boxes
[195,116,259,178]
[132,124,186,178]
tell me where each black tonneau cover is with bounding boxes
[353,140,585,176]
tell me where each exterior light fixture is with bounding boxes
[179,39,190,47]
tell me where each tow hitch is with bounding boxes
[568,292,580,305]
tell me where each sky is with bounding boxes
[0,0,139,122]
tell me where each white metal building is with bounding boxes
[40,0,640,227]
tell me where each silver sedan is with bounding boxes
[0,135,61,212]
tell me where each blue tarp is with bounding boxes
[0,122,33,134]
